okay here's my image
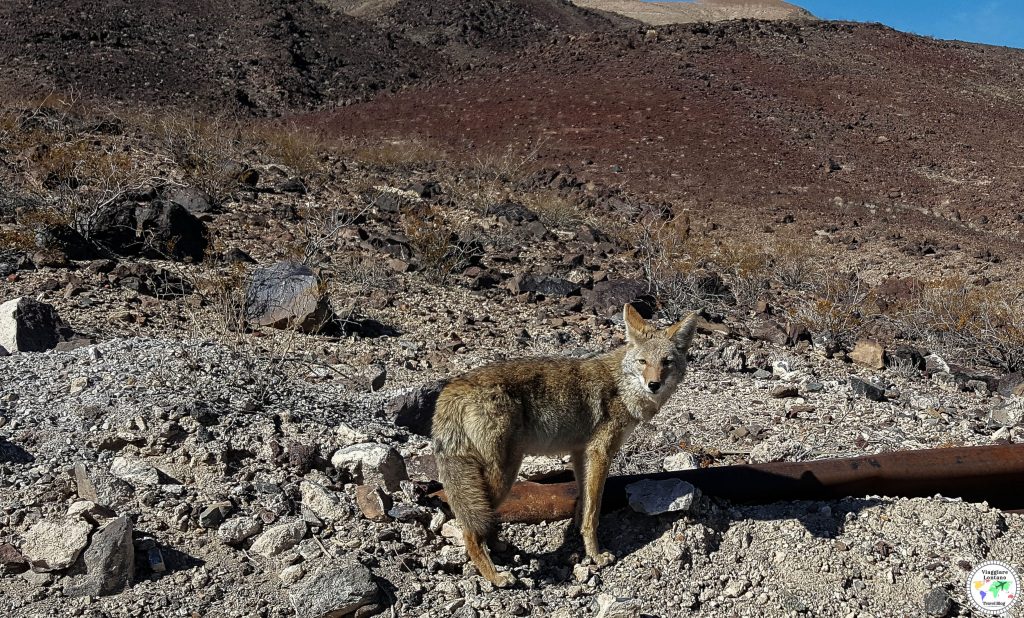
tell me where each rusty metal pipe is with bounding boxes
[435,444,1024,523]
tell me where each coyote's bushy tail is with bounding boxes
[433,394,494,539]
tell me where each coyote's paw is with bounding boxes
[590,550,616,568]
[491,571,517,588]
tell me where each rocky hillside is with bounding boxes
[0,0,626,115]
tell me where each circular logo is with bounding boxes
[967,560,1020,615]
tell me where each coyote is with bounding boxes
[432,304,700,587]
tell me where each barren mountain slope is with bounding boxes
[0,0,631,114]
[572,0,814,25]
[317,20,1024,255]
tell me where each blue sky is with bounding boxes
[790,1,1024,49]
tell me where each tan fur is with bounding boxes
[432,304,700,587]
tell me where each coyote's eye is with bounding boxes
[637,358,647,365]
[663,358,673,365]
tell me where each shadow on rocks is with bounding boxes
[0,438,34,464]
[515,494,883,586]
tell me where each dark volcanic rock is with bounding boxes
[82,200,207,261]
[850,376,886,401]
[34,223,97,261]
[582,279,656,318]
[388,380,447,436]
[510,274,581,297]
[63,516,134,597]
[0,543,29,574]
[134,201,208,261]
[0,297,75,353]
[485,201,538,223]
[165,186,216,215]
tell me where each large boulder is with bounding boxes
[165,186,216,216]
[81,200,207,261]
[34,223,97,261]
[289,563,379,618]
[582,278,656,318]
[245,261,337,333]
[0,297,75,353]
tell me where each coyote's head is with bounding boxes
[621,303,699,400]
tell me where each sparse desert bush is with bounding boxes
[348,137,440,169]
[630,211,730,318]
[252,121,327,180]
[794,270,874,352]
[449,139,547,214]
[900,277,1024,372]
[770,238,820,290]
[712,240,773,309]
[401,206,473,283]
[522,191,583,230]
[153,113,242,198]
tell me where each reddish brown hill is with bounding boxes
[316,20,1024,243]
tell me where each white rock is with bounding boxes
[300,481,351,524]
[596,593,640,618]
[217,517,263,546]
[109,456,160,487]
[331,443,408,492]
[250,520,307,557]
[723,579,749,598]
[336,422,368,447]
[662,452,699,471]
[280,564,305,586]
[625,479,700,515]
[21,519,93,572]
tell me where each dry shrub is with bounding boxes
[401,206,472,283]
[252,122,326,179]
[712,240,773,309]
[522,191,583,230]
[770,238,820,290]
[185,263,252,338]
[794,271,873,352]
[901,277,1024,372]
[153,113,242,198]
[448,139,548,214]
[631,212,729,318]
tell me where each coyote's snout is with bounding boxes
[432,304,700,587]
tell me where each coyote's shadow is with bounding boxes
[497,473,883,587]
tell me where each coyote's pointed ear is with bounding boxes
[666,311,700,350]
[623,303,649,343]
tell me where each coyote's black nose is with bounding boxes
[648,381,661,393]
